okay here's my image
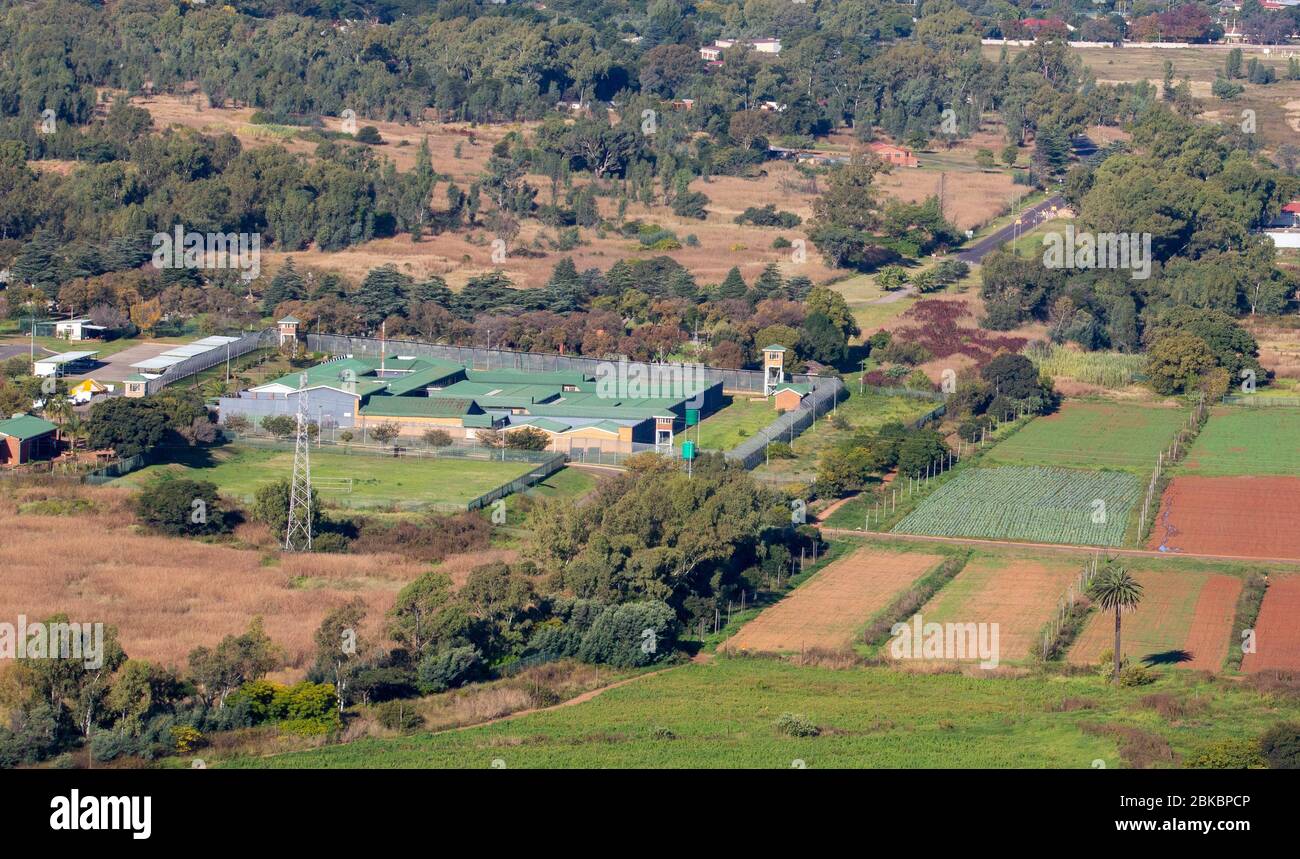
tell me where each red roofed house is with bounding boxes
[867,142,919,168]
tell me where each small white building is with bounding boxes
[53,318,107,341]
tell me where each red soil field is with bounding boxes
[725,548,942,653]
[1147,476,1300,560]
[1243,575,1300,672]
[1070,570,1240,672]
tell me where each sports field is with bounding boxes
[1243,576,1300,673]
[1069,570,1241,673]
[228,656,1300,769]
[725,547,942,653]
[1148,476,1300,560]
[912,557,1079,663]
[113,443,542,509]
[982,401,1187,473]
[892,466,1141,547]
[1180,407,1300,476]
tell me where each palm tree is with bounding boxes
[1088,560,1144,683]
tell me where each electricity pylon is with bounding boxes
[284,373,313,551]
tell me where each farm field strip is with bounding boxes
[1147,476,1300,560]
[910,558,1080,662]
[724,547,943,653]
[1069,570,1240,672]
[982,401,1188,473]
[892,466,1141,547]
[1178,407,1300,476]
[1243,575,1300,672]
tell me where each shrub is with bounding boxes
[135,478,229,536]
[261,415,297,437]
[505,426,551,450]
[355,125,383,144]
[416,646,484,694]
[171,725,205,754]
[1119,663,1156,687]
[1260,723,1300,769]
[375,700,425,732]
[422,429,453,447]
[766,441,796,459]
[223,414,250,433]
[1187,738,1266,769]
[774,713,820,737]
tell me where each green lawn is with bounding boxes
[523,466,598,501]
[1180,407,1300,476]
[226,656,1300,768]
[112,443,542,509]
[982,401,1188,473]
[676,394,778,452]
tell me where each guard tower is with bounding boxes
[653,414,675,453]
[762,344,787,397]
[277,315,301,348]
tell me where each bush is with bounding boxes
[311,532,350,553]
[774,712,820,737]
[375,700,425,732]
[1120,663,1156,687]
[416,646,484,694]
[422,429,453,447]
[1187,738,1266,769]
[261,415,297,437]
[766,441,796,459]
[355,125,383,144]
[135,478,230,536]
[1260,722,1300,769]
[505,426,551,451]
[223,414,250,433]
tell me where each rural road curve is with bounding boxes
[954,195,1065,263]
[818,527,1300,568]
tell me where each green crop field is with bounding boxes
[892,466,1141,546]
[226,657,1300,768]
[112,442,543,509]
[1180,407,1300,477]
[983,402,1186,473]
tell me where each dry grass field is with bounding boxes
[0,482,494,678]
[724,547,943,653]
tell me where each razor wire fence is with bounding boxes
[725,377,845,470]
[145,329,278,394]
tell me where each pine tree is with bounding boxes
[715,266,748,300]
[356,264,413,328]
[262,257,306,314]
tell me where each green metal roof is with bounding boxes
[0,414,58,441]
[380,363,465,396]
[516,417,571,433]
[360,397,480,418]
[762,344,788,352]
[462,413,497,428]
[466,369,591,386]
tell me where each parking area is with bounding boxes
[64,341,176,383]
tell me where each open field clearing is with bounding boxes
[1069,570,1241,672]
[911,557,1080,663]
[1243,576,1300,672]
[0,489,425,674]
[752,389,941,487]
[725,547,943,653]
[1148,476,1300,559]
[892,466,1141,547]
[1179,407,1300,476]
[112,443,540,509]
[675,395,777,452]
[228,656,1300,768]
[983,401,1186,473]
[1246,319,1300,379]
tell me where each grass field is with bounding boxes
[1069,570,1242,673]
[113,443,541,509]
[752,388,942,487]
[522,467,598,502]
[676,394,778,452]
[1180,407,1300,476]
[983,402,1187,473]
[227,656,1300,768]
[892,466,1141,547]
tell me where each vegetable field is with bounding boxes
[892,466,1141,546]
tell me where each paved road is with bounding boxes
[955,194,1065,263]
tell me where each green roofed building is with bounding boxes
[218,354,724,454]
[0,413,59,465]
